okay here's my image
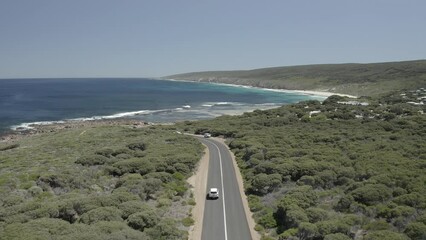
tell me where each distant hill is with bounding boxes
[166,60,426,96]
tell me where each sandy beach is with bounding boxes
[1,79,358,143]
[163,78,358,98]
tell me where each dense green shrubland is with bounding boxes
[176,89,426,239]
[0,126,203,239]
[1,88,425,239]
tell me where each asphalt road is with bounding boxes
[198,137,252,240]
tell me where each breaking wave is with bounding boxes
[10,101,285,131]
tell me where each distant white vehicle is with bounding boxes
[208,188,219,199]
[182,105,191,109]
[204,133,211,138]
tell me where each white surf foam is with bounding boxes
[10,109,159,131]
[11,121,66,130]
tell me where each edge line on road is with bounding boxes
[211,140,228,240]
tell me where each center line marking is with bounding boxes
[211,140,228,240]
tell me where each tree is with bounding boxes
[404,222,426,240]
[250,173,282,195]
[335,195,354,212]
[127,210,159,231]
[258,210,277,228]
[279,186,318,209]
[316,220,350,236]
[306,207,328,223]
[315,170,337,189]
[297,222,318,240]
[351,184,392,205]
[275,204,309,233]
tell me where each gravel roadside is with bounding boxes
[187,144,210,240]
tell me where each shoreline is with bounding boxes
[1,79,357,142]
[0,119,149,143]
[162,78,358,98]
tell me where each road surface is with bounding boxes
[198,137,252,240]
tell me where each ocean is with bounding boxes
[0,78,323,134]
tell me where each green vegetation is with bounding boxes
[175,88,426,239]
[1,74,424,239]
[167,59,426,96]
[0,126,203,239]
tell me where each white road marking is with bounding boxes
[210,140,228,240]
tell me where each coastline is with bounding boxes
[1,79,357,142]
[162,78,358,98]
[0,119,149,143]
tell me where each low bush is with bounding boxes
[0,143,19,151]
[316,219,351,236]
[364,230,410,240]
[323,233,352,240]
[0,126,203,239]
[250,173,282,195]
[79,207,123,224]
[127,142,146,151]
[259,210,277,228]
[306,207,328,223]
[144,218,186,240]
[182,217,194,227]
[118,201,152,219]
[351,184,392,205]
[112,158,155,176]
[75,154,109,166]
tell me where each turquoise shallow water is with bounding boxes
[0,78,323,133]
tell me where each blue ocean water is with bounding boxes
[0,78,323,133]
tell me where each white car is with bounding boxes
[208,188,219,199]
[204,133,211,138]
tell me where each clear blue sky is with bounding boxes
[1,0,425,78]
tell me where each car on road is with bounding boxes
[204,133,211,138]
[208,188,219,199]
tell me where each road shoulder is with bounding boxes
[187,144,210,240]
